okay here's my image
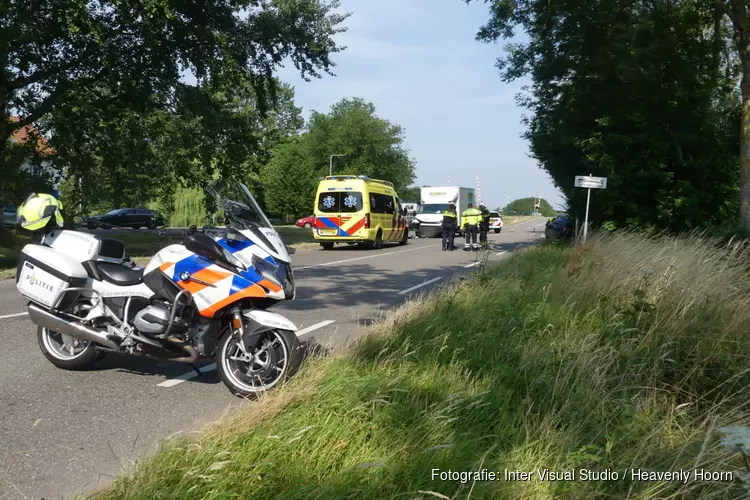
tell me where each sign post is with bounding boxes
[573,174,607,244]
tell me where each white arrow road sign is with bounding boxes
[574,175,607,189]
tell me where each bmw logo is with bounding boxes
[179,272,190,281]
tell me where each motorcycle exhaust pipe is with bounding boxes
[139,337,199,363]
[27,303,118,350]
[169,343,199,363]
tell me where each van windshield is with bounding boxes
[420,203,450,214]
[318,192,364,213]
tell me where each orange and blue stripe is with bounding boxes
[314,216,366,236]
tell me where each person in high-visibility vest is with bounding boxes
[461,203,482,251]
[441,203,458,251]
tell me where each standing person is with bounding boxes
[461,203,482,251]
[441,203,458,251]
[478,204,490,249]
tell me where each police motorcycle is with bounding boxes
[15,182,303,398]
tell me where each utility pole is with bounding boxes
[329,154,345,176]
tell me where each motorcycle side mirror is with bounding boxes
[188,225,197,235]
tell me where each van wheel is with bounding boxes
[321,242,334,250]
[374,230,383,249]
[399,228,408,245]
[494,228,501,233]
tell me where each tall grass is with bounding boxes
[85,230,750,499]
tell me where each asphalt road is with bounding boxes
[0,217,546,500]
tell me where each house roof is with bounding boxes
[7,116,56,156]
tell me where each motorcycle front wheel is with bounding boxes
[216,328,304,398]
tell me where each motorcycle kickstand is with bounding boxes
[190,363,203,376]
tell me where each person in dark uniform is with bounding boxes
[478,204,490,249]
[441,203,458,251]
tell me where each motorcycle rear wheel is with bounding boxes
[37,326,105,370]
[216,328,304,398]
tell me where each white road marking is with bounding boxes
[0,312,28,320]
[294,244,433,270]
[496,251,507,256]
[156,319,336,387]
[157,363,217,388]
[397,276,443,295]
[464,262,480,268]
[296,320,335,338]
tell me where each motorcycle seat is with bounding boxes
[94,262,144,286]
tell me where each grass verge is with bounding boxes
[0,226,316,279]
[0,231,30,279]
[84,230,750,499]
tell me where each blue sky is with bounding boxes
[274,0,565,211]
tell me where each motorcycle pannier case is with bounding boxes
[15,245,89,311]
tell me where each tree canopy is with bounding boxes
[49,75,303,215]
[262,97,417,220]
[468,0,741,232]
[399,186,421,203]
[1,0,349,201]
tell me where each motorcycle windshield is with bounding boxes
[206,181,273,230]
[206,181,291,263]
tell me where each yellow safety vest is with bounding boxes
[462,208,482,226]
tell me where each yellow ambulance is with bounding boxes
[313,175,409,250]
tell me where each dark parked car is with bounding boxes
[2,203,17,227]
[545,214,573,241]
[86,208,166,230]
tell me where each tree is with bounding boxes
[50,76,304,215]
[306,98,416,190]
[399,185,422,203]
[1,0,349,201]
[716,0,750,228]
[467,0,740,231]
[502,197,556,217]
[262,97,417,218]
[262,137,319,220]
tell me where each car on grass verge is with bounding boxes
[545,214,573,241]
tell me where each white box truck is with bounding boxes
[414,186,475,238]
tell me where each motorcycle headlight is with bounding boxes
[251,255,283,288]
